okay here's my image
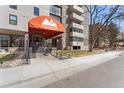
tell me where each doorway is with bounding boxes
[30,35,45,54]
[31,35,44,47]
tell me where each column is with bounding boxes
[23,33,30,64]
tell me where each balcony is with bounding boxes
[70,41,83,46]
[70,31,84,37]
[70,5,84,14]
[71,22,84,30]
[70,13,84,22]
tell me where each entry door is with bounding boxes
[32,35,44,47]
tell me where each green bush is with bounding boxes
[0,54,16,62]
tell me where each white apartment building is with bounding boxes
[62,5,89,50]
[0,5,49,49]
[0,5,89,52]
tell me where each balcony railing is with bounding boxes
[70,31,84,37]
[70,13,83,22]
[71,22,84,30]
[70,5,84,14]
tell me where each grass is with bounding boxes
[0,54,16,62]
[57,50,96,57]
[0,54,6,59]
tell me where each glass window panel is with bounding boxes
[34,7,40,16]
[9,14,17,25]
[9,5,17,10]
[10,16,16,20]
[1,34,10,47]
[50,14,61,23]
[50,5,61,16]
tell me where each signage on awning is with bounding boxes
[42,18,57,28]
[28,16,64,39]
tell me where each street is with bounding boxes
[44,56,124,88]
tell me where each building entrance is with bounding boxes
[31,35,44,47]
[30,35,46,54]
[28,16,64,55]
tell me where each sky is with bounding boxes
[94,5,124,32]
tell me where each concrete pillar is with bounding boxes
[23,33,30,64]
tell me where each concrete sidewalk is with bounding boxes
[0,50,123,88]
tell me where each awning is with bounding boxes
[28,16,64,39]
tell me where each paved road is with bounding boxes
[43,56,124,88]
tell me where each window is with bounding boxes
[50,5,62,23]
[9,5,17,10]
[34,7,39,16]
[50,5,62,16]
[1,34,10,47]
[73,46,80,50]
[10,35,24,47]
[50,14,62,22]
[70,36,83,42]
[70,27,83,33]
[0,34,24,47]
[9,14,17,25]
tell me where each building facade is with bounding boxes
[0,5,49,49]
[0,5,89,52]
[62,5,89,50]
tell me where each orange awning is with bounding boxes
[28,16,64,39]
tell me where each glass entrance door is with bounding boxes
[32,35,44,47]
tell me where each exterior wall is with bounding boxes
[62,5,70,50]
[0,5,49,52]
[81,6,89,50]
[0,5,89,51]
[0,5,49,34]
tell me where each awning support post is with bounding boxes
[23,33,30,64]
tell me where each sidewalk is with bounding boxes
[0,50,123,88]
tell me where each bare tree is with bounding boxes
[84,5,122,52]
